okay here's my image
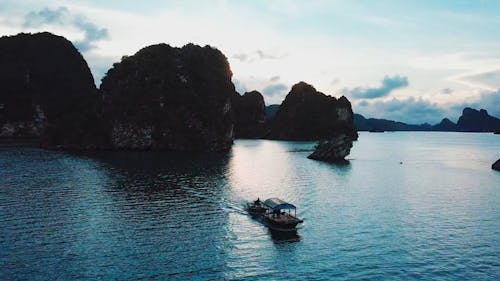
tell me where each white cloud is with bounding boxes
[354,97,445,124]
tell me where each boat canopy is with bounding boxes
[264,198,296,211]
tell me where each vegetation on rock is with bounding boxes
[232,91,267,138]
[100,43,235,151]
[0,32,101,147]
[268,82,358,140]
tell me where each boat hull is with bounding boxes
[247,202,266,215]
[263,215,302,231]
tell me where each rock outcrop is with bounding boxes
[269,82,357,140]
[457,108,500,132]
[307,134,353,162]
[493,159,500,171]
[232,91,267,138]
[100,43,235,151]
[0,32,101,147]
[433,118,458,131]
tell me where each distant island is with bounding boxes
[352,108,500,132]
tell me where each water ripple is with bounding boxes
[1,133,500,280]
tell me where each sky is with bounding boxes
[1,0,499,123]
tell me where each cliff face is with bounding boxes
[457,108,500,132]
[0,32,102,147]
[232,91,267,138]
[100,43,235,151]
[269,82,357,140]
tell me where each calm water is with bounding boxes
[1,132,499,280]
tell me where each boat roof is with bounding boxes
[264,198,296,210]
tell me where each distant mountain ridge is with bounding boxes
[354,107,500,132]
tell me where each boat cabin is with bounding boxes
[263,198,298,217]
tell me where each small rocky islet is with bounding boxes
[493,159,500,171]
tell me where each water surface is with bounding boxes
[1,132,499,280]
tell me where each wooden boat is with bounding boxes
[262,198,303,231]
[247,198,267,215]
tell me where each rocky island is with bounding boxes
[262,82,358,162]
[0,33,241,151]
[100,43,235,151]
[232,91,267,139]
[268,82,358,141]
[1,31,360,157]
[457,108,500,132]
[307,134,354,162]
[0,32,100,147]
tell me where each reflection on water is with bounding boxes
[1,132,499,280]
[269,229,301,243]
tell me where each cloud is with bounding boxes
[355,89,500,124]
[330,78,340,86]
[270,75,280,82]
[256,50,277,59]
[232,78,248,94]
[232,75,289,104]
[354,97,445,124]
[358,100,369,107]
[441,88,453,94]
[232,53,248,62]
[347,75,409,99]
[457,69,500,92]
[262,83,288,97]
[232,50,285,62]
[23,6,109,52]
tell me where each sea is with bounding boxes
[1,132,499,280]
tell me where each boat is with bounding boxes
[247,198,267,215]
[261,198,303,231]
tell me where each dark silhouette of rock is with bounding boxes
[265,104,280,120]
[269,82,357,140]
[100,43,235,151]
[493,159,500,171]
[232,91,267,138]
[354,110,500,133]
[457,107,500,132]
[308,134,353,162]
[433,118,458,131]
[0,32,102,148]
